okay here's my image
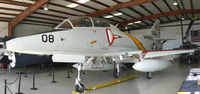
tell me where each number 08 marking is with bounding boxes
[42,34,54,43]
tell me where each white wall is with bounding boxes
[13,23,53,38]
[130,20,200,49]
[0,22,8,37]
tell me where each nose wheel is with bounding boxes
[145,72,152,79]
[75,63,85,93]
[113,70,120,78]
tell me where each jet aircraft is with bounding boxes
[5,16,194,92]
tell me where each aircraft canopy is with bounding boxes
[55,17,111,29]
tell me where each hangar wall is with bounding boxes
[0,22,8,37]
[130,20,200,49]
[13,24,53,38]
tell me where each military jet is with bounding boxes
[5,16,194,92]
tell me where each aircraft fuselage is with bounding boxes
[6,27,141,56]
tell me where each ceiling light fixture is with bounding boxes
[134,21,142,24]
[104,15,113,18]
[173,0,178,6]
[181,17,185,20]
[67,3,79,8]
[125,27,128,29]
[44,4,49,11]
[113,12,123,16]
[128,22,133,25]
[77,0,90,4]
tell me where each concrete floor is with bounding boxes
[0,61,198,94]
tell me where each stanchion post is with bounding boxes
[24,66,27,77]
[70,63,73,73]
[4,79,7,94]
[16,73,23,94]
[48,64,52,76]
[51,64,57,83]
[31,71,37,90]
[66,64,71,78]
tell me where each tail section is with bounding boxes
[143,20,163,50]
[144,20,161,39]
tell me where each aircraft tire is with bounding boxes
[145,72,152,79]
[113,70,119,78]
[75,83,84,93]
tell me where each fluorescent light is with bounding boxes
[173,2,178,5]
[77,0,90,4]
[104,15,113,18]
[128,22,133,25]
[134,21,141,24]
[113,12,123,16]
[44,7,48,10]
[67,3,78,8]
[44,4,48,11]
[173,0,178,5]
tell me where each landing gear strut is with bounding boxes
[145,72,152,79]
[75,63,84,93]
[113,63,120,78]
[74,57,94,93]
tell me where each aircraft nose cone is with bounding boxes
[6,38,23,52]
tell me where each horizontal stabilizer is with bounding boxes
[153,38,177,41]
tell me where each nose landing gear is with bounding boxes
[75,63,85,93]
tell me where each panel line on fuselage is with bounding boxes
[124,32,146,51]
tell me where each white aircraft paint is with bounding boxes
[4,16,194,92]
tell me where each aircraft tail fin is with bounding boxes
[143,20,163,50]
[183,17,197,42]
[144,20,160,40]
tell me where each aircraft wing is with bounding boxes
[104,51,142,56]
[51,49,194,63]
[142,49,194,58]
[105,49,194,58]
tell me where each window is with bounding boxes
[58,21,72,29]
[70,17,92,27]
[92,18,110,27]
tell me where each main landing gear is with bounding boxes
[113,63,120,78]
[145,72,152,79]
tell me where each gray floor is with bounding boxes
[0,61,198,94]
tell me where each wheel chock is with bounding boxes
[72,91,76,94]
[72,90,87,94]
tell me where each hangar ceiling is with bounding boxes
[0,0,200,34]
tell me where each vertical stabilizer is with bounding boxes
[144,20,160,39]
[143,20,162,50]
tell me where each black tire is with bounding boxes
[113,69,119,78]
[75,83,85,93]
[145,72,152,79]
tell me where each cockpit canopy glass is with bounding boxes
[69,17,92,27]
[92,18,110,27]
[56,16,112,29]
[58,21,72,29]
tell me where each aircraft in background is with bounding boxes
[4,16,194,92]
